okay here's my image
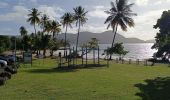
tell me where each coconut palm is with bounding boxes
[40,14,49,34]
[105,0,136,59]
[73,6,88,55]
[27,8,41,35]
[105,0,136,47]
[19,26,27,52]
[44,20,52,35]
[20,26,27,36]
[61,13,74,55]
[50,20,61,39]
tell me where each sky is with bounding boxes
[0,0,169,40]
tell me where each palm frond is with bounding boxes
[119,18,127,31]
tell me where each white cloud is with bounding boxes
[0,5,64,23]
[88,6,108,19]
[119,9,164,40]
[0,6,28,23]
[136,0,148,6]
[38,5,64,20]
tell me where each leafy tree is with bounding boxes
[0,36,11,54]
[88,38,99,49]
[41,34,51,57]
[48,39,60,57]
[152,10,170,60]
[105,0,136,59]
[88,38,99,63]
[73,6,88,55]
[104,43,128,60]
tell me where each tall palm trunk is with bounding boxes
[34,23,37,35]
[110,24,118,60]
[50,32,56,57]
[34,23,39,56]
[64,25,68,57]
[75,20,81,56]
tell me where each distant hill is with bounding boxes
[145,39,155,43]
[57,31,154,44]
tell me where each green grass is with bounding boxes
[0,58,170,100]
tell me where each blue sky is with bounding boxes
[0,0,169,40]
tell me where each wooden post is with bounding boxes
[144,59,148,66]
[98,46,100,65]
[82,47,83,66]
[68,47,70,67]
[121,59,124,64]
[107,52,109,67]
[145,59,148,66]
[136,59,139,65]
[73,47,75,67]
[129,59,131,64]
[66,50,67,61]
[93,49,95,65]
[58,52,61,68]
[86,46,87,67]
[116,58,118,63]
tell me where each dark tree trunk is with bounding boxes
[34,23,36,35]
[50,50,54,57]
[64,25,68,58]
[75,20,81,56]
[109,24,118,60]
[43,49,46,57]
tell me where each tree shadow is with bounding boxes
[68,64,107,69]
[26,64,107,74]
[26,67,77,73]
[135,77,170,100]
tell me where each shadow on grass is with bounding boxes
[135,77,170,100]
[26,64,107,74]
[26,67,77,73]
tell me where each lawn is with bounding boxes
[0,58,170,100]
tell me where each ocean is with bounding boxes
[99,43,157,60]
[54,43,157,60]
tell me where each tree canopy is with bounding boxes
[153,10,170,59]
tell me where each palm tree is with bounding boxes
[20,26,27,52]
[27,8,41,35]
[73,6,88,55]
[44,20,52,35]
[61,12,74,57]
[50,20,61,39]
[40,14,49,34]
[105,0,136,59]
[20,26,27,36]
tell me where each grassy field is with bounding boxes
[0,58,170,100]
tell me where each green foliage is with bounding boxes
[105,0,136,31]
[153,10,170,58]
[0,35,11,53]
[73,6,88,26]
[87,38,99,49]
[104,43,129,58]
[61,13,74,28]
[105,0,136,49]
[27,8,41,26]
